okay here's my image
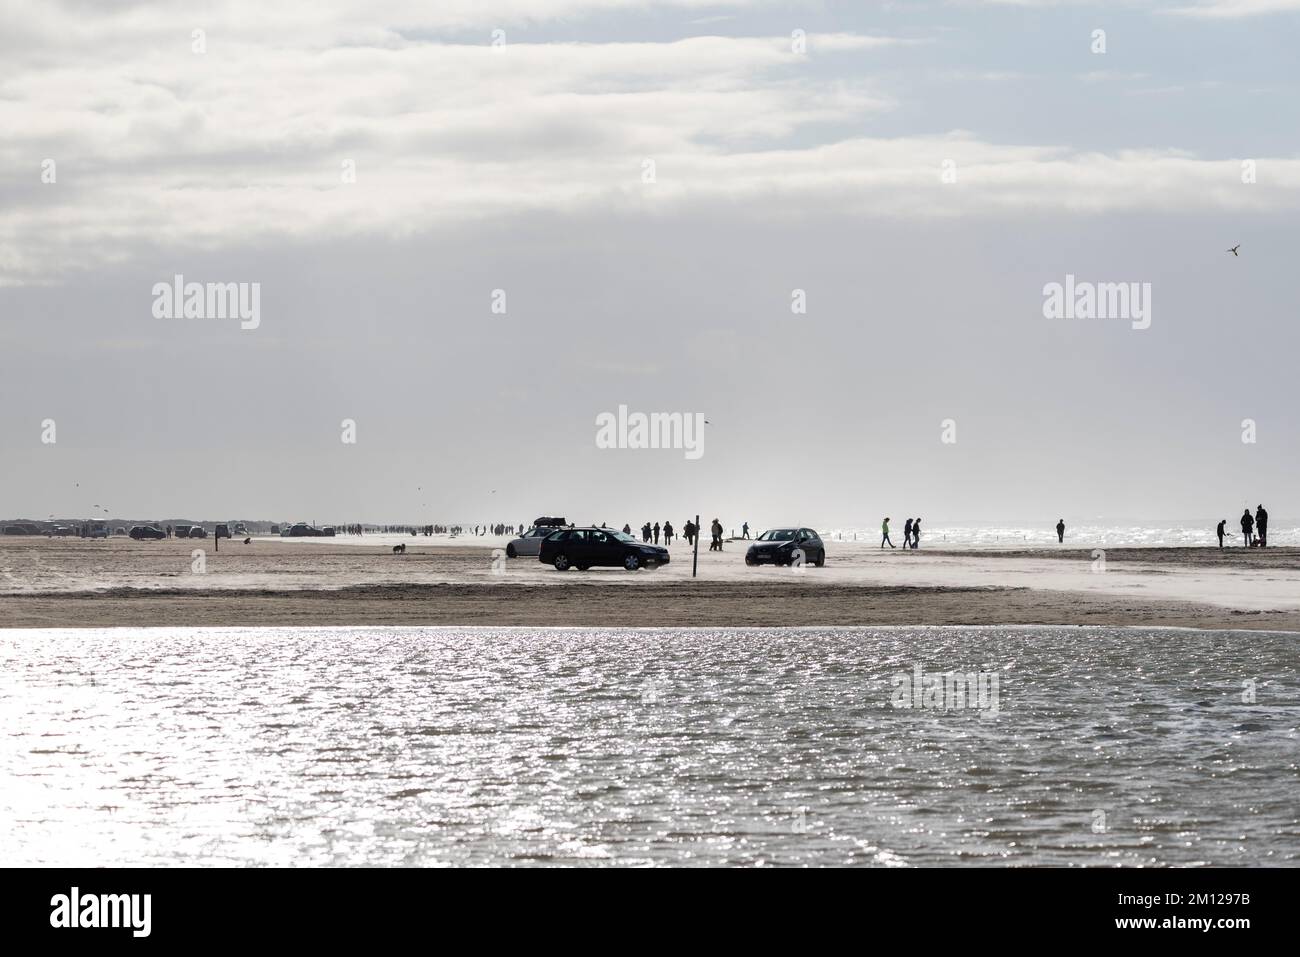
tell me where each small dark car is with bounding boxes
[129,525,166,540]
[539,527,669,572]
[745,527,825,567]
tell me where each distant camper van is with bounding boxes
[174,525,191,538]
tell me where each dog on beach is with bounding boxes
[393,543,406,554]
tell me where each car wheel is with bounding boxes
[624,553,641,571]
[745,557,756,566]
[506,543,517,558]
[554,554,571,571]
[815,550,825,567]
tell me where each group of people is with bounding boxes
[636,521,676,546]
[880,517,922,549]
[627,518,730,550]
[1218,505,1269,548]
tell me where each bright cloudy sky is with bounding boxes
[2,0,1298,526]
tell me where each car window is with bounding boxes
[590,531,608,544]
[545,530,569,542]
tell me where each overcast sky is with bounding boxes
[2,0,1298,527]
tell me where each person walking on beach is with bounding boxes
[1256,504,1268,547]
[1241,509,1254,547]
[642,522,652,543]
[902,518,913,550]
[623,524,632,535]
[663,521,674,546]
[912,518,922,549]
[742,522,750,539]
[710,518,723,551]
[1216,519,1227,548]
[1056,519,1065,543]
[881,517,894,549]
[653,522,661,545]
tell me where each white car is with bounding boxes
[506,526,562,558]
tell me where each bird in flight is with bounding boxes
[1228,244,1241,256]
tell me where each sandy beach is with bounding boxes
[3,535,1299,631]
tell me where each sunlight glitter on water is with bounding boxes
[1,626,1296,867]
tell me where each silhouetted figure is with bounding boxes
[622,524,632,535]
[243,537,251,545]
[912,518,921,549]
[902,518,913,550]
[742,522,749,539]
[881,518,894,549]
[653,522,661,545]
[1056,519,1065,543]
[664,521,674,546]
[1256,504,1268,547]
[710,518,723,551]
[1216,519,1227,549]
[1241,509,1254,547]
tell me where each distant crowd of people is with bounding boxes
[340,523,519,537]
[623,518,736,551]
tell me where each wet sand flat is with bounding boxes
[2,537,1299,630]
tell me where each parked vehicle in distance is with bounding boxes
[270,524,281,535]
[234,522,249,536]
[322,526,336,537]
[129,525,166,540]
[174,525,191,538]
[506,526,563,558]
[745,527,825,567]
[539,527,669,572]
[284,523,327,537]
[188,525,208,539]
[88,524,110,539]
[49,526,75,537]
[215,524,231,539]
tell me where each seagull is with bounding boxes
[1228,244,1241,256]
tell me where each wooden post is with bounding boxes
[692,513,700,578]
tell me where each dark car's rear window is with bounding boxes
[544,530,569,542]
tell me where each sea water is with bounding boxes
[825,522,1297,549]
[1,626,1296,867]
